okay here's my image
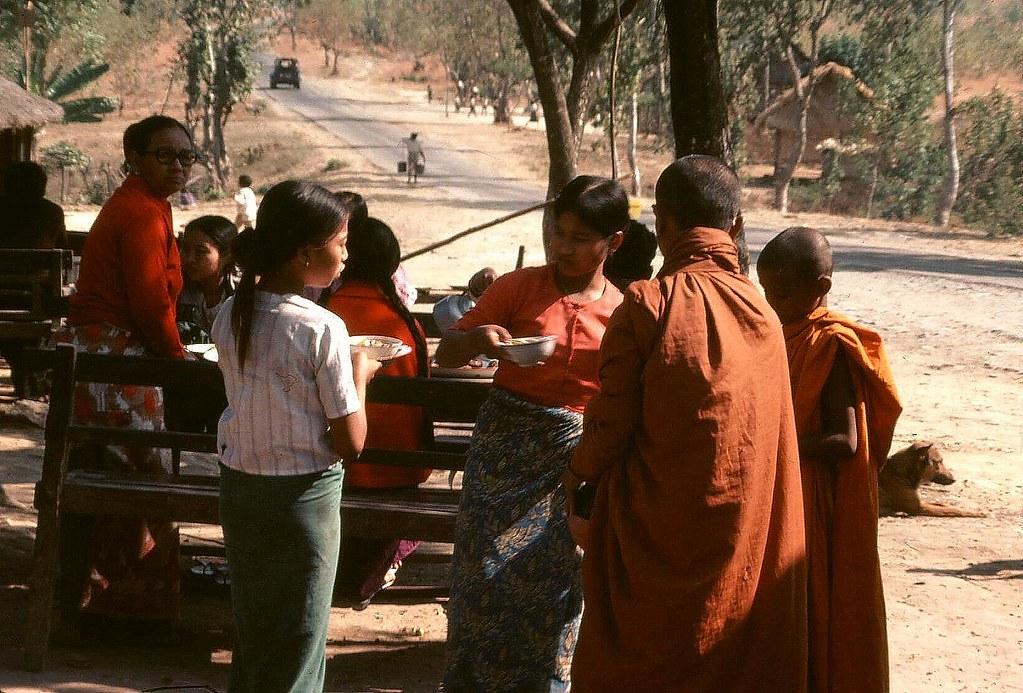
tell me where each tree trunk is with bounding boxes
[628,91,641,195]
[656,57,671,140]
[663,0,731,160]
[507,0,578,253]
[331,49,340,75]
[935,0,960,228]
[773,45,811,214]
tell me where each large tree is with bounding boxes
[179,0,265,191]
[506,0,644,210]
[663,0,747,272]
[663,0,729,160]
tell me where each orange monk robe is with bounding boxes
[570,227,808,693]
[784,306,901,693]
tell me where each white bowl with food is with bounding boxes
[496,335,557,367]
[185,343,219,363]
[350,335,412,362]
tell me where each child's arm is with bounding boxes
[799,348,858,462]
[328,352,380,460]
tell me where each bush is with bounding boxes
[954,91,1023,236]
[40,142,91,173]
[323,158,346,172]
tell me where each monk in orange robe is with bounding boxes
[757,227,902,693]
[564,156,808,692]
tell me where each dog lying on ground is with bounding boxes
[879,441,985,517]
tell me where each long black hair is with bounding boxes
[341,217,428,376]
[183,214,238,292]
[230,180,348,369]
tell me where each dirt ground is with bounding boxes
[1,37,1022,692]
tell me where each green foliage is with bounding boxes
[41,141,91,171]
[837,6,946,220]
[179,0,267,190]
[4,0,119,122]
[586,0,669,138]
[957,0,1023,75]
[323,157,346,171]
[60,95,119,122]
[818,33,865,74]
[954,90,1023,235]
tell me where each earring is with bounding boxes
[304,260,310,268]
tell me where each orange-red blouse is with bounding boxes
[453,264,623,413]
[70,175,185,358]
[327,280,430,489]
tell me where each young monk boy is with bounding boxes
[757,227,902,693]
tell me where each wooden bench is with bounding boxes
[0,249,72,324]
[0,249,74,397]
[22,343,489,670]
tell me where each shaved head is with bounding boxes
[757,227,833,284]
[655,155,742,231]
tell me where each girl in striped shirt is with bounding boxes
[212,180,380,692]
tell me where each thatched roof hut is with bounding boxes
[0,77,64,130]
[746,62,875,166]
[0,77,64,170]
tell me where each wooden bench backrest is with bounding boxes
[35,344,489,471]
[0,249,72,321]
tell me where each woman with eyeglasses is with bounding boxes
[56,115,200,635]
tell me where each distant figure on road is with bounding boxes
[403,132,426,185]
[233,174,257,230]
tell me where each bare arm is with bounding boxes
[327,352,380,460]
[435,324,511,368]
[798,348,858,462]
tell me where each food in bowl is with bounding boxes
[185,343,219,362]
[497,335,557,367]
[350,335,412,361]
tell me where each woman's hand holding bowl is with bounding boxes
[471,324,513,360]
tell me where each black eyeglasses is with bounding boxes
[144,148,203,165]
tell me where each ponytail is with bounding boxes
[230,180,348,370]
[230,227,267,370]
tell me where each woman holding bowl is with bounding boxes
[57,115,197,629]
[437,175,630,692]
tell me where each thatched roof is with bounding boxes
[754,62,875,134]
[0,77,63,130]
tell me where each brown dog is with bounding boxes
[879,441,984,517]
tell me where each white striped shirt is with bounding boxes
[212,291,360,476]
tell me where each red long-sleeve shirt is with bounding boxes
[70,175,185,358]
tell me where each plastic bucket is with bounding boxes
[628,197,643,220]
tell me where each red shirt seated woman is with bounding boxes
[326,215,430,608]
[56,115,197,628]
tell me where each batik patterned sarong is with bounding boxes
[53,323,179,620]
[443,387,583,693]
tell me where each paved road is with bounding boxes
[259,57,1023,291]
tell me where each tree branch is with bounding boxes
[534,0,577,52]
[591,0,642,47]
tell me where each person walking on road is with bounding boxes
[403,132,426,185]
